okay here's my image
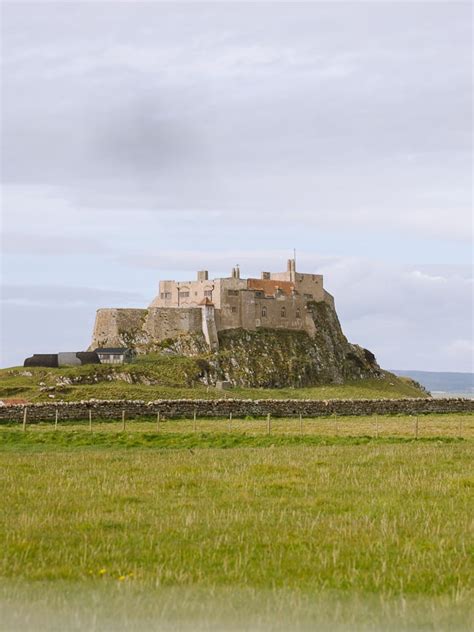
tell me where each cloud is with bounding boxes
[1,285,145,308]
[1,233,110,257]
[0,3,472,371]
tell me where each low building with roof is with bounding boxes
[95,348,134,364]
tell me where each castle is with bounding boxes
[90,259,335,352]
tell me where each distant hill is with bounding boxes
[392,370,474,397]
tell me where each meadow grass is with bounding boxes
[0,416,473,630]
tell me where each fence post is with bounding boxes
[156,411,160,431]
[228,412,232,432]
[89,410,92,432]
[193,409,197,432]
[267,413,271,435]
[54,408,58,431]
[22,407,27,432]
[122,410,126,432]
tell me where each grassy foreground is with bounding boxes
[0,419,473,630]
[0,357,427,402]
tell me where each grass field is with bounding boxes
[0,415,473,630]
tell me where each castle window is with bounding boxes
[255,291,264,298]
[160,292,171,299]
[231,306,237,313]
[204,290,213,297]
[281,307,286,318]
[296,309,301,319]
[261,307,267,318]
[179,291,190,298]
[227,289,239,296]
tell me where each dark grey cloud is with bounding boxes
[2,2,471,229]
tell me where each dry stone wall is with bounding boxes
[1,398,472,423]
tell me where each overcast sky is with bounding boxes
[1,1,472,371]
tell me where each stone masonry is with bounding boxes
[1,398,473,423]
[90,259,334,352]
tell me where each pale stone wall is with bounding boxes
[144,307,202,341]
[90,307,203,351]
[150,277,219,309]
[201,305,219,350]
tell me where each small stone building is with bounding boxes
[95,348,134,365]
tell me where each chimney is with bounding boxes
[261,272,270,280]
[232,265,240,279]
[287,258,296,281]
[197,270,209,281]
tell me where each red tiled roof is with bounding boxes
[247,279,295,297]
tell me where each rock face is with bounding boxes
[214,301,380,387]
[89,298,381,388]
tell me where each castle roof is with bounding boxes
[247,278,295,297]
[95,347,131,354]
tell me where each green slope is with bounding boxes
[0,353,429,402]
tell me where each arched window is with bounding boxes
[261,307,267,318]
[281,307,286,318]
[296,308,301,319]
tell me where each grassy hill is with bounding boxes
[0,354,429,403]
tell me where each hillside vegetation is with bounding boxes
[0,354,428,403]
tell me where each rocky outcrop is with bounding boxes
[213,301,380,388]
[89,300,381,388]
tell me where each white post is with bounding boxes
[267,413,271,435]
[193,409,197,432]
[89,410,92,432]
[122,410,126,432]
[229,412,232,432]
[54,408,58,431]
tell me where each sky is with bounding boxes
[1,1,472,371]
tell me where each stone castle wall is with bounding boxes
[90,307,203,352]
[91,262,340,351]
[1,398,472,423]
